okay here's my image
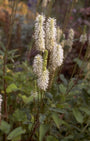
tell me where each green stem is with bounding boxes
[43,50,48,71]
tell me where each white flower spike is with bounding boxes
[33,54,43,77]
[50,44,64,70]
[34,14,45,52]
[46,17,57,51]
[37,69,49,91]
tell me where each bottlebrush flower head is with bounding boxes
[50,44,64,70]
[34,14,45,52]
[80,34,87,44]
[37,69,49,91]
[33,54,43,77]
[57,26,63,43]
[68,28,74,40]
[65,39,73,48]
[46,17,57,51]
[65,28,74,48]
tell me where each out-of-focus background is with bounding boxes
[0,0,90,76]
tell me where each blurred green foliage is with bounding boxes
[0,42,90,140]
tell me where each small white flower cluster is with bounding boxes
[61,40,65,48]
[65,39,73,48]
[31,91,38,98]
[33,14,64,91]
[0,95,3,116]
[34,14,45,52]
[65,28,74,48]
[80,34,87,44]
[68,29,74,40]
[57,26,63,43]
[46,18,56,51]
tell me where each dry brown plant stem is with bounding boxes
[63,0,76,31]
[3,1,18,141]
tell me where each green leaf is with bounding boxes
[13,109,27,122]
[28,123,33,131]
[72,108,83,123]
[7,127,26,140]
[8,49,18,55]
[40,124,49,141]
[74,58,82,67]
[80,107,90,115]
[52,113,60,128]
[0,50,4,56]
[6,83,18,93]
[62,135,74,141]
[40,114,46,123]
[59,84,66,94]
[19,94,33,104]
[0,42,6,51]
[50,107,65,114]
[12,136,21,141]
[46,136,58,141]
[0,120,11,134]
[60,74,68,85]
[4,76,13,81]
[45,92,53,100]
[68,79,74,90]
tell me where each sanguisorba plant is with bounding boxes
[29,14,64,140]
[0,6,89,140]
